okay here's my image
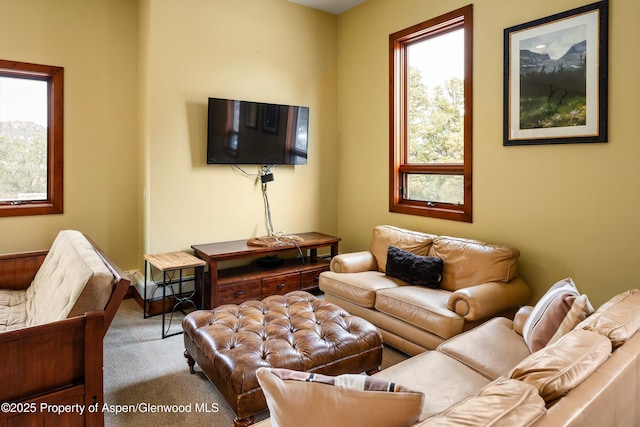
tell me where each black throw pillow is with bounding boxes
[385,245,443,289]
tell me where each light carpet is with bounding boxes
[104,297,409,427]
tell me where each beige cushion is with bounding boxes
[428,236,520,291]
[418,377,546,427]
[437,317,531,379]
[370,225,436,274]
[256,367,424,427]
[510,329,612,403]
[25,230,114,326]
[375,286,464,340]
[577,288,640,348]
[0,289,27,331]
[320,270,399,308]
[522,278,594,352]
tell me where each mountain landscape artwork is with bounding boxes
[504,0,607,146]
[519,25,587,130]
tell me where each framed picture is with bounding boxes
[503,1,608,146]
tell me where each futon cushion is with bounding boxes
[370,225,436,274]
[256,367,424,427]
[510,329,611,403]
[419,377,546,427]
[577,288,640,348]
[0,289,27,332]
[428,237,520,292]
[386,246,443,289]
[25,230,114,326]
[522,278,594,352]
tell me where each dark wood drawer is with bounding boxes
[262,273,300,297]
[301,266,328,290]
[217,280,262,305]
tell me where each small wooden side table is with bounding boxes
[143,251,206,338]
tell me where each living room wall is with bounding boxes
[140,0,339,257]
[0,0,139,270]
[336,0,640,306]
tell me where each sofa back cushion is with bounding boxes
[370,225,436,274]
[577,288,640,348]
[428,237,520,291]
[510,329,611,403]
[25,230,115,326]
[418,377,545,427]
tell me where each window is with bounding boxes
[0,60,63,217]
[389,5,473,222]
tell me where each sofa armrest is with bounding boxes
[513,305,534,336]
[329,251,378,273]
[447,277,531,321]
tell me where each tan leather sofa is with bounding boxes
[254,289,640,426]
[0,230,130,427]
[319,225,531,354]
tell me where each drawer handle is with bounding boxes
[276,283,286,289]
[234,291,245,297]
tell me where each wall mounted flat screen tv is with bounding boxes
[207,97,309,165]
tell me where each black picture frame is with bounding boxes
[503,0,608,146]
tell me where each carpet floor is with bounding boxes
[104,297,409,426]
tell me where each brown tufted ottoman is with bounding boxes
[182,291,383,427]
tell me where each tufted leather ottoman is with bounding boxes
[183,291,383,426]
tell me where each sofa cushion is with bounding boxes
[370,225,436,274]
[256,367,424,427]
[25,230,115,326]
[522,278,594,352]
[0,289,27,331]
[373,350,492,420]
[386,246,443,289]
[510,329,612,403]
[437,317,531,380]
[428,237,519,292]
[577,288,640,348]
[375,286,464,340]
[320,270,399,308]
[418,377,545,427]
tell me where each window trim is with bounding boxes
[389,5,473,222]
[0,59,64,217]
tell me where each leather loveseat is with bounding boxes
[254,287,640,426]
[319,225,531,354]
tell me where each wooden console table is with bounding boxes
[192,232,340,309]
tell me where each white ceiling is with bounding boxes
[288,0,366,15]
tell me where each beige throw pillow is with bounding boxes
[256,367,424,427]
[522,278,594,352]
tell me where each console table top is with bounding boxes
[192,232,340,260]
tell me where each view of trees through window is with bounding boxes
[406,29,464,205]
[0,76,48,202]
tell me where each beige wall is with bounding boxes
[0,0,139,270]
[141,0,339,258]
[3,0,637,308]
[336,0,640,307]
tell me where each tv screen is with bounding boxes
[206,97,309,165]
